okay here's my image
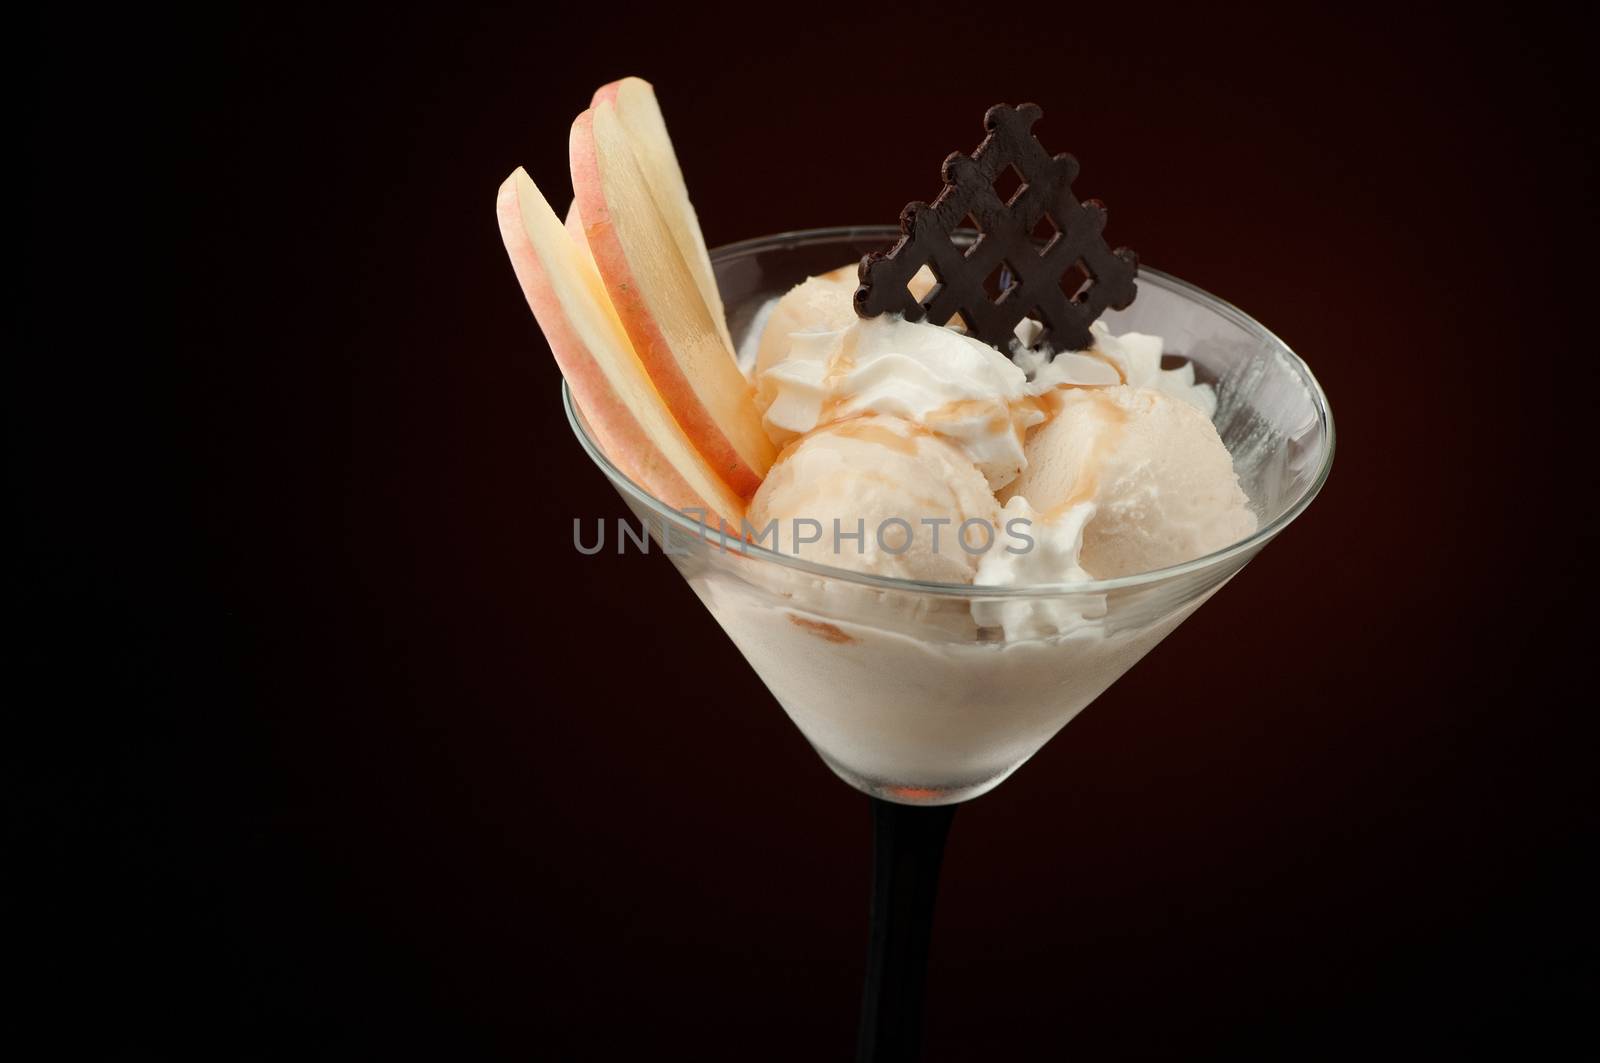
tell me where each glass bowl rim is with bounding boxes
[561,224,1335,600]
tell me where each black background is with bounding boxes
[21,2,1597,1057]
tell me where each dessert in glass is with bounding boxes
[496,78,1333,1061]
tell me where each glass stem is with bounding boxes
[857,796,957,1063]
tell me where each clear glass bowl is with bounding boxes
[564,226,1334,805]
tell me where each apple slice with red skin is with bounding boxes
[591,77,734,352]
[571,102,775,499]
[497,167,745,532]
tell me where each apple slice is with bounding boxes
[591,77,734,352]
[563,199,594,267]
[496,167,745,532]
[571,102,775,499]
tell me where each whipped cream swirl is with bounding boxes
[1016,321,1217,418]
[757,315,1044,490]
[972,496,1106,639]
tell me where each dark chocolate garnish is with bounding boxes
[855,103,1138,355]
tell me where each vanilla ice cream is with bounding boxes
[748,414,998,583]
[753,272,859,381]
[1003,386,1256,578]
[750,271,1254,588]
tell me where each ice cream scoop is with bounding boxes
[1004,385,1255,578]
[753,272,859,382]
[747,415,998,584]
[754,265,943,384]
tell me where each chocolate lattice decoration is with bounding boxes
[855,103,1138,355]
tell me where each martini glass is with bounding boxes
[562,226,1334,1061]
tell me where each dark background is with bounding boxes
[21,1,1596,1057]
